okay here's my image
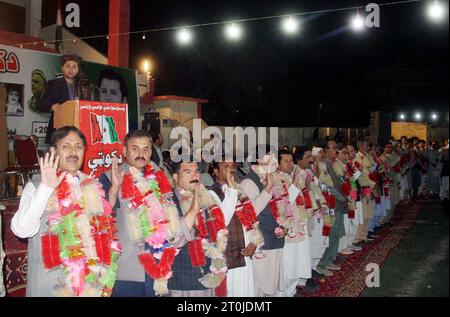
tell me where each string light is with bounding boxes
[351,12,365,32]
[399,113,406,120]
[415,113,422,120]
[282,16,300,34]
[427,0,446,21]
[142,33,146,40]
[225,23,242,41]
[176,28,193,45]
[12,0,430,47]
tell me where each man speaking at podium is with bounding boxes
[39,54,91,145]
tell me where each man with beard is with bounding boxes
[100,131,194,297]
[240,145,285,297]
[380,142,402,217]
[27,69,47,113]
[11,126,120,296]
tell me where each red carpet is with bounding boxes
[299,200,424,297]
[1,199,28,297]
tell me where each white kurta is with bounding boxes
[283,233,311,297]
[355,201,364,226]
[252,249,284,297]
[226,229,255,297]
[339,213,358,251]
[309,214,327,269]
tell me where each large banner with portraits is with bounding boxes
[0,43,138,150]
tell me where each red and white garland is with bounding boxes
[180,185,228,288]
[120,163,180,296]
[42,172,121,297]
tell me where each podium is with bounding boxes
[54,100,80,129]
[54,100,129,177]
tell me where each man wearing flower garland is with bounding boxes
[12,126,120,297]
[379,141,402,222]
[354,141,377,244]
[297,146,332,282]
[275,149,318,296]
[316,140,348,273]
[168,158,236,297]
[209,159,263,297]
[100,131,192,297]
[240,145,286,297]
[334,145,360,256]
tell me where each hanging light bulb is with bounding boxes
[176,28,193,45]
[351,12,365,32]
[142,33,146,40]
[427,0,446,22]
[282,16,300,34]
[225,23,243,41]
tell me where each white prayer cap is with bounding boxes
[312,147,323,157]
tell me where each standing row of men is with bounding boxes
[10,126,416,297]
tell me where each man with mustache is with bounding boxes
[100,131,198,297]
[167,158,237,297]
[11,126,119,296]
[239,145,286,297]
[209,159,263,296]
[316,140,348,273]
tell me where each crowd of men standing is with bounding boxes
[3,125,449,297]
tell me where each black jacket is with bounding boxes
[39,77,91,144]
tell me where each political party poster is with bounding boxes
[78,100,128,177]
[1,43,138,151]
[1,44,60,149]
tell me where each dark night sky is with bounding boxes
[58,0,449,127]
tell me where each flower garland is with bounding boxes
[333,160,352,197]
[234,186,264,247]
[273,171,314,240]
[41,172,121,297]
[120,164,180,296]
[180,185,228,289]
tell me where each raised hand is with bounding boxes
[264,173,274,193]
[241,243,257,257]
[225,167,236,189]
[293,166,301,187]
[190,185,200,213]
[111,157,125,189]
[51,103,62,113]
[184,185,201,230]
[39,147,66,189]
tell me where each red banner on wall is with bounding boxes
[78,100,128,178]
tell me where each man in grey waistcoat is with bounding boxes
[99,131,198,297]
[317,140,348,272]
